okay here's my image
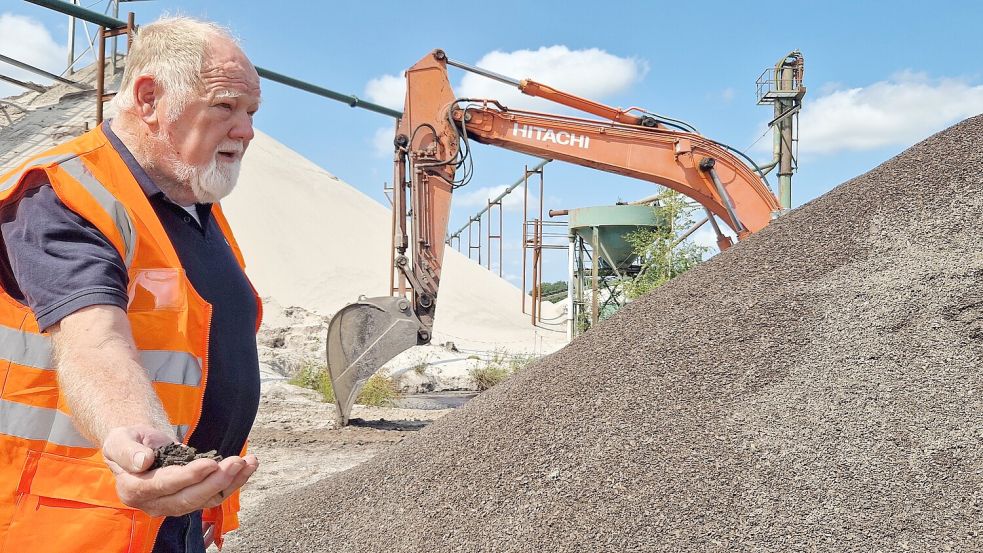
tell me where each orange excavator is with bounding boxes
[327,50,801,425]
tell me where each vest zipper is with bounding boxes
[147,301,212,553]
[184,301,212,446]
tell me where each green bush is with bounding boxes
[358,374,399,407]
[289,360,334,402]
[289,360,398,406]
[469,351,537,391]
[470,364,512,391]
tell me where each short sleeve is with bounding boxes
[0,172,129,330]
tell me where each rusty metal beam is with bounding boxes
[0,54,87,89]
[0,74,46,93]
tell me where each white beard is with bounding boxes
[143,130,243,204]
[171,147,242,204]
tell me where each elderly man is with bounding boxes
[0,17,262,553]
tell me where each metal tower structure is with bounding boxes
[756,51,806,210]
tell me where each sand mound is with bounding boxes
[228,116,983,552]
[224,129,566,353]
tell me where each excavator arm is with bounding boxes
[326,50,781,425]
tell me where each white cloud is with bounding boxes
[0,13,65,98]
[372,126,395,158]
[459,46,648,111]
[364,73,405,111]
[364,45,648,115]
[797,72,983,155]
[454,184,535,212]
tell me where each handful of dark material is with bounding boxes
[150,443,223,469]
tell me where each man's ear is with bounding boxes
[132,75,160,127]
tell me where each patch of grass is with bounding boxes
[508,353,536,372]
[412,357,429,375]
[489,348,508,365]
[290,360,399,406]
[470,364,511,391]
[358,374,399,407]
[289,360,335,403]
[469,351,538,392]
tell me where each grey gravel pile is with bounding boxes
[231,116,983,552]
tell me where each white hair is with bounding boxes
[112,16,238,121]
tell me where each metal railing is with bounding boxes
[755,66,806,104]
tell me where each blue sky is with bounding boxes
[3,0,983,284]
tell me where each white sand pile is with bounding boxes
[225,129,566,354]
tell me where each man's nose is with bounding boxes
[229,113,255,142]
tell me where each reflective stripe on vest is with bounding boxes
[59,157,137,268]
[0,153,77,193]
[0,400,191,447]
[0,399,95,447]
[0,325,53,368]
[0,326,201,385]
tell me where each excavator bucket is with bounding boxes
[326,296,421,426]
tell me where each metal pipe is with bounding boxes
[670,216,709,248]
[699,158,745,235]
[549,209,568,217]
[778,99,794,210]
[486,200,491,271]
[521,170,528,314]
[446,158,550,243]
[256,67,402,119]
[531,219,539,325]
[96,25,105,123]
[26,1,405,120]
[590,227,600,326]
[110,0,118,75]
[536,168,545,323]
[498,200,503,277]
[628,193,663,206]
[0,54,87,89]
[66,2,76,76]
[567,234,575,342]
[704,207,732,250]
[446,57,521,88]
[27,0,126,29]
[0,74,47,93]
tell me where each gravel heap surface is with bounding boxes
[229,116,983,552]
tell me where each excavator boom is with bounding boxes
[327,50,782,425]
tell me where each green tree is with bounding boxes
[623,189,708,299]
[533,280,568,302]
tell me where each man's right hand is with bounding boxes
[102,425,259,517]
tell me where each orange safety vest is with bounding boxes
[0,125,262,552]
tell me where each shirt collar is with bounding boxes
[101,120,166,199]
[101,121,214,224]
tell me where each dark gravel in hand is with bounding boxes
[230,115,983,552]
[150,443,223,469]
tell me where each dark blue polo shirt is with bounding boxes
[0,122,261,553]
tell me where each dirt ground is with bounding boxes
[226,376,453,533]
